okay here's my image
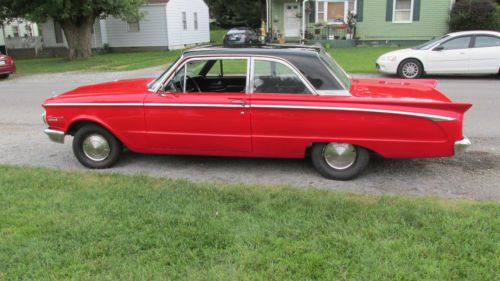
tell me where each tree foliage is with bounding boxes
[206,0,262,28]
[0,0,145,59]
[449,0,499,31]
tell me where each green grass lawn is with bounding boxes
[327,46,400,73]
[14,24,400,75]
[0,165,498,280]
[15,50,183,75]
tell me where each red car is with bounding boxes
[0,54,16,79]
[42,46,472,180]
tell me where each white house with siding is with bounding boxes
[41,0,210,51]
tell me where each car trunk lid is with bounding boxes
[349,78,450,103]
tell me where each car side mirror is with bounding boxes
[433,46,444,51]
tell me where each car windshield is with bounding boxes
[148,57,181,91]
[414,35,449,50]
[319,51,351,89]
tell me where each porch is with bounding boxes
[264,0,358,46]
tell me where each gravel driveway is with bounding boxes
[0,68,499,201]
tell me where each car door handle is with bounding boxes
[230,100,246,106]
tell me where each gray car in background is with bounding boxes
[223,27,260,46]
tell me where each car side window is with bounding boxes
[252,60,311,94]
[207,59,247,77]
[439,36,472,50]
[474,36,500,48]
[164,65,186,93]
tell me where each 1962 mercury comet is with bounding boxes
[42,45,472,180]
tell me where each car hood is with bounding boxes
[55,78,155,99]
[377,48,426,59]
[349,78,451,103]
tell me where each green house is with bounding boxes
[264,0,456,45]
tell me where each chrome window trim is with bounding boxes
[317,51,351,91]
[154,55,251,94]
[317,90,351,96]
[147,55,185,92]
[151,54,320,95]
[249,56,318,95]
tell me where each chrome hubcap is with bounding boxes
[402,62,419,78]
[323,143,357,170]
[82,134,110,162]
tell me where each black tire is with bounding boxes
[0,74,9,79]
[311,143,370,180]
[397,59,423,79]
[72,124,122,169]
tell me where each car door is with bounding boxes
[425,36,472,74]
[249,57,322,157]
[144,57,252,155]
[468,35,500,74]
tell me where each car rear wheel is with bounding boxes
[398,59,423,79]
[0,74,9,79]
[311,143,370,180]
[72,125,122,169]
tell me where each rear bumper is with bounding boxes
[0,63,16,74]
[44,129,65,144]
[454,137,471,155]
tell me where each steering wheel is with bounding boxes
[186,75,201,93]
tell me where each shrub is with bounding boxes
[449,0,499,31]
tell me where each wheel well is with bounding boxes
[399,58,425,73]
[67,120,106,136]
[308,142,379,157]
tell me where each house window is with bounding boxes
[393,0,413,23]
[317,1,326,21]
[182,12,187,30]
[127,20,140,32]
[194,12,198,30]
[53,21,64,44]
[12,25,19,37]
[316,1,350,24]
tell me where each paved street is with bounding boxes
[0,69,499,201]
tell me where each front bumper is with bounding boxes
[375,59,398,74]
[44,129,65,144]
[454,137,471,156]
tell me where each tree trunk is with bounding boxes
[60,16,95,60]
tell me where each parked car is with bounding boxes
[223,27,260,46]
[377,30,500,79]
[0,54,16,79]
[42,45,472,180]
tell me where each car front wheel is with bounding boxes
[72,125,122,169]
[398,59,423,79]
[311,143,370,180]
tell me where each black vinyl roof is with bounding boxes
[182,45,343,91]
